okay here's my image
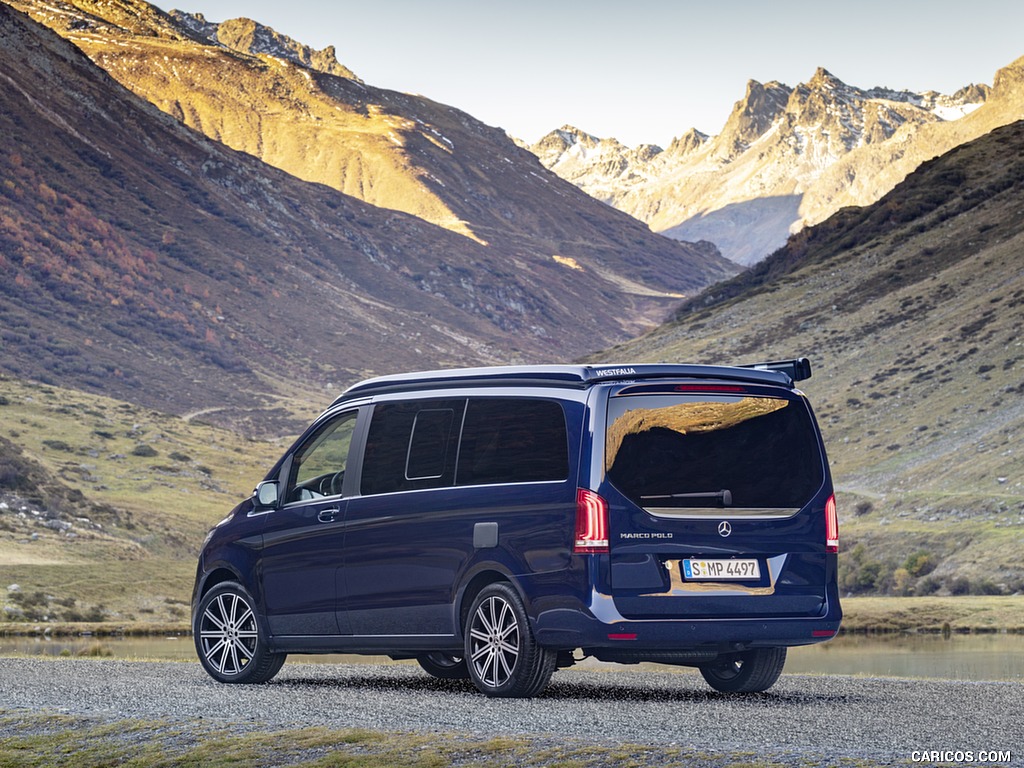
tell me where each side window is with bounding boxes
[360,399,465,495]
[456,399,568,486]
[287,410,358,503]
[407,408,456,480]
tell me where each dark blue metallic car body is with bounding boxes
[192,361,841,696]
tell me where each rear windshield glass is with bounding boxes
[606,394,823,512]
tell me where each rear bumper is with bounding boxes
[533,587,843,652]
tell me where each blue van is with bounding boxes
[192,360,841,697]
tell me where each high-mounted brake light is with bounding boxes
[673,384,747,393]
[825,494,839,553]
[575,489,609,554]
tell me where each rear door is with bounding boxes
[340,397,467,637]
[339,395,577,639]
[599,382,833,620]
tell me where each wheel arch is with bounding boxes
[455,565,525,637]
[195,565,244,604]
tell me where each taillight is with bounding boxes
[574,488,609,554]
[825,494,839,553]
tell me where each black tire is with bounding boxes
[699,647,787,693]
[464,582,556,698]
[194,581,285,684]
[416,652,471,680]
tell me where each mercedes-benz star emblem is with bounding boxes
[718,521,732,537]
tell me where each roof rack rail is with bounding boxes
[739,358,812,382]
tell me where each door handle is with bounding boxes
[317,507,341,523]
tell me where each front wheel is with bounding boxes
[699,647,787,693]
[194,581,285,684]
[464,582,556,698]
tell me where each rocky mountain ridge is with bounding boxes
[529,64,1024,265]
[169,10,362,81]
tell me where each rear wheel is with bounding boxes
[699,647,787,693]
[194,582,285,684]
[464,582,556,698]
[416,652,470,680]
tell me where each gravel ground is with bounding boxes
[1,657,1022,766]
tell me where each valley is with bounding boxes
[0,0,1021,628]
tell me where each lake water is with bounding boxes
[3,633,1023,681]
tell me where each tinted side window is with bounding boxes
[360,399,464,495]
[407,408,456,480]
[456,399,568,486]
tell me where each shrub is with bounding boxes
[0,461,32,491]
[904,551,937,578]
[948,576,972,596]
[42,439,75,452]
[854,501,874,516]
[839,543,893,594]
[892,567,914,596]
[976,580,1004,596]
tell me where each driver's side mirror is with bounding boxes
[253,480,280,510]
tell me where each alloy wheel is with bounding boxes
[198,591,259,677]
[468,594,520,688]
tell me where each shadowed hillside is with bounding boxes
[598,121,1024,595]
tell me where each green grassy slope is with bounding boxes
[597,121,1024,596]
[0,376,284,624]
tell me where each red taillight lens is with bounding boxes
[574,488,609,554]
[825,494,839,553]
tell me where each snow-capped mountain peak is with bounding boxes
[527,64,1008,265]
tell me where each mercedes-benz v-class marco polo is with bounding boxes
[192,359,841,697]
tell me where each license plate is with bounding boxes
[682,558,761,581]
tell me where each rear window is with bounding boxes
[605,393,823,514]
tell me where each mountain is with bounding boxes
[530,65,1024,266]
[6,0,731,298]
[170,11,361,81]
[0,1,733,434]
[597,119,1024,594]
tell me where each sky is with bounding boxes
[153,1,1024,148]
